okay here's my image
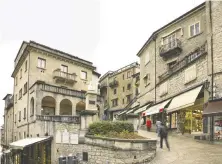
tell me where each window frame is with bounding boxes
[114,88,117,95]
[80,71,87,80]
[61,64,68,73]
[19,89,22,99]
[23,108,26,120]
[24,82,28,95]
[25,60,28,72]
[127,84,131,90]
[37,57,46,69]
[189,22,200,37]
[19,111,21,122]
[127,71,132,79]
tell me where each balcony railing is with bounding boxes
[159,43,207,82]
[40,83,86,99]
[53,69,77,84]
[109,80,119,88]
[36,115,80,124]
[159,39,182,57]
[99,82,108,89]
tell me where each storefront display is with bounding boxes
[214,116,222,141]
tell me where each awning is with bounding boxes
[126,108,134,114]
[145,99,172,116]
[118,110,127,116]
[134,103,151,114]
[203,100,222,116]
[9,136,52,150]
[167,85,203,113]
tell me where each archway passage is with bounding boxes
[41,96,56,115]
[76,101,86,115]
[60,99,72,115]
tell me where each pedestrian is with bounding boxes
[156,119,161,137]
[146,117,152,131]
[159,122,170,151]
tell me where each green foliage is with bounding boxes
[88,121,134,136]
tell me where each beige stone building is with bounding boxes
[99,62,140,119]
[3,41,102,163]
[134,2,211,134]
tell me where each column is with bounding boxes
[72,101,76,116]
[55,98,60,115]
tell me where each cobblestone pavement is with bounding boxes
[138,130,222,164]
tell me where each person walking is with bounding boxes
[146,117,152,131]
[159,122,170,151]
[156,120,161,137]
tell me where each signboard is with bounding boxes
[70,133,79,144]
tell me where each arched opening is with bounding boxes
[60,99,72,115]
[76,101,86,116]
[41,96,56,115]
[30,98,34,116]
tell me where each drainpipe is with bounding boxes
[153,34,157,103]
[209,0,214,141]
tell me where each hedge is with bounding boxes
[88,121,134,135]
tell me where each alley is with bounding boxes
[139,130,222,164]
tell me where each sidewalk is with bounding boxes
[138,130,222,164]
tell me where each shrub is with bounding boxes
[88,121,134,136]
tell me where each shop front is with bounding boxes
[9,136,52,164]
[166,85,205,134]
[203,99,222,141]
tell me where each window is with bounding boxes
[122,98,125,104]
[24,108,26,119]
[163,33,176,48]
[61,65,68,72]
[15,94,17,103]
[24,132,26,139]
[19,89,22,99]
[24,82,28,94]
[15,76,18,86]
[185,64,197,84]
[123,74,125,80]
[144,74,150,86]
[127,71,132,78]
[145,52,150,64]
[126,95,131,103]
[80,71,87,80]
[160,81,168,96]
[123,87,125,92]
[136,88,139,95]
[127,84,131,90]
[37,58,46,69]
[25,61,27,72]
[83,152,88,161]
[19,111,21,122]
[30,98,34,116]
[14,114,17,123]
[112,99,118,107]
[20,69,22,79]
[114,88,117,95]
[190,22,200,37]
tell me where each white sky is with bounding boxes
[0,0,204,126]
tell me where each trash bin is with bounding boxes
[59,156,67,164]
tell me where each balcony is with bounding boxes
[5,97,13,110]
[53,69,77,85]
[36,115,80,124]
[159,39,182,57]
[99,82,108,90]
[109,80,119,88]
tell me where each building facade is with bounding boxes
[135,2,211,134]
[99,62,140,119]
[3,41,102,163]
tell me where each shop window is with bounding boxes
[112,98,118,107]
[19,89,22,99]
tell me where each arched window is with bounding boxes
[30,98,34,116]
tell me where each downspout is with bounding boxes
[209,1,214,100]
[209,0,214,141]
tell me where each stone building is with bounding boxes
[2,94,14,149]
[134,2,211,134]
[99,62,140,120]
[3,41,102,163]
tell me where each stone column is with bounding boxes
[72,101,76,116]
[55,98,60,115]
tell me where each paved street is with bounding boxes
[138,130,222,164]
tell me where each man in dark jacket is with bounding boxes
[159,122,170,151]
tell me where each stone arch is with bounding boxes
[60,99,72,115]
[30,97,35,116]
[41,96,56,115]
[76,101,86,115]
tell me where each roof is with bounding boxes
[9,136,52,149]
[136,2,205,57]
[93,70,101,77]
[203,99,222,116]
[2,94,12,100]
[12,41,96,77]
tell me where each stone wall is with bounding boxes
[55,136,157,164]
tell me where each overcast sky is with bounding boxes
[0,0,204,126]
